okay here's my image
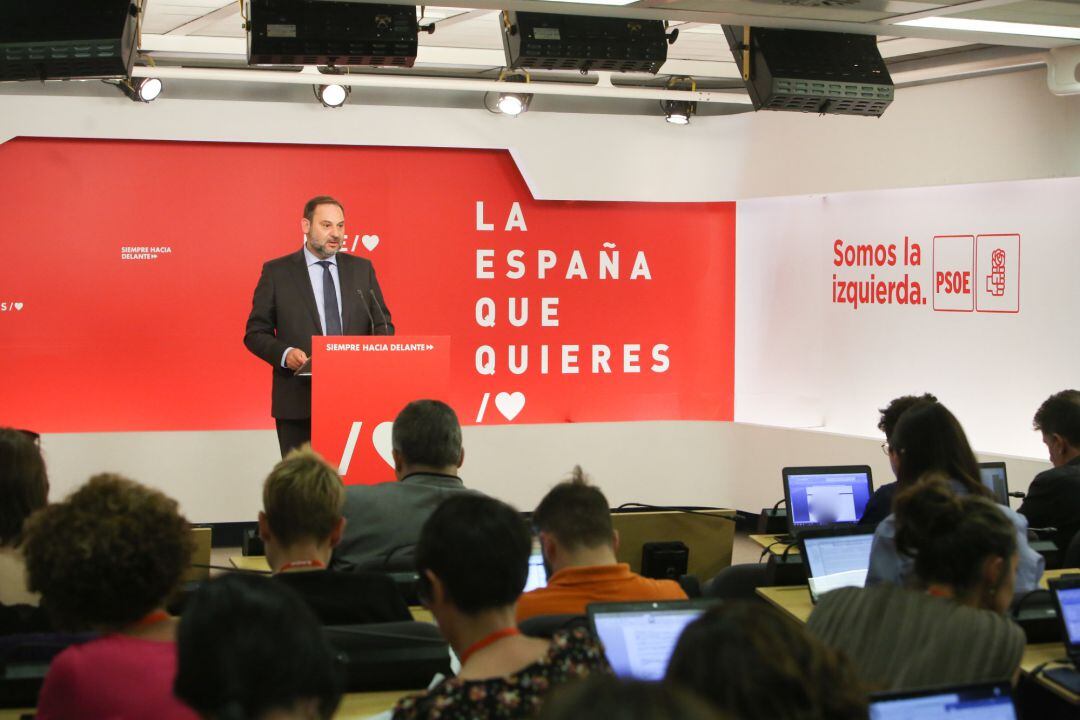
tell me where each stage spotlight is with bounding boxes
[118,77,163,103]
[663,100,694,125]
[493,71,532,116]
[315,83,350,108]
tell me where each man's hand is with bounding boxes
[285,348,309,371]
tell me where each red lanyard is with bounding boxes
[128,609,171,631]
[279,559,325,572]
[459,627,521,665]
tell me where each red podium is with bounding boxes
[311,336,450,485]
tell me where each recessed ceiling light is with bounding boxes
[897,17,1080,41]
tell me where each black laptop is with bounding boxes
[798,527,876,603]
[869,681,1017,719]
[782,465,874,538]
[977,462,1009,505]
[1047,575,1080,693]
[587,599,717,681]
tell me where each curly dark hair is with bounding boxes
[877,393,937,441]
[23,473,195,631]
[0,427,48,546]
[666,601,868,720]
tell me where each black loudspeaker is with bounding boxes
[501,11,668,74]
[722,26,894,117]
[641,541,689,580]
[757,506,788,535]
[247,0,418,67]
[0,0,140,81]
[242,528,265,557]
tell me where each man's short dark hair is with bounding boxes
[392,399,462,468]
[303,196,344,224]
[415,494,530,614]
[1034,390,1080,447]
[0,427,48,546]
[532,467,614,550]
[877,393,938,441]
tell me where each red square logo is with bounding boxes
[932,235,975,312]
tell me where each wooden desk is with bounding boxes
[613,508,737,580]
[749,534,798,556]
[1021,642,1079,705]
[756,585,812,623]
[229,555,272,573]
[410,606,434,624]
[1041,568,1080,589]
[0,690,417,720]
[336,689,413,718]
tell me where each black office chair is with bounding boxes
[0,631,96,708]
[702,563,769,601]
[1064,529,1080,569]
[323,621,451,692]
[518,614,588,639]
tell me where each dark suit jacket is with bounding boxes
[330,473,480,573]
[273,569,411,626]
[244,248,393,419]
[1018,456,1080,551]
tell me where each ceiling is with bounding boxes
[91,1,1080,110]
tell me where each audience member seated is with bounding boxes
[331,399,478,573]
[516,468,687,623]
[0,427,50,635]
[865,402,1043,594]
[539,676,723,720]
[174,573,342,720]
[392,494,609,720]
[1018,389,1080,552]
[259,445,411,625]
[859,393,937,527]
[807,475,1025,691]
[23,474,197,719]
[666,601,867,720]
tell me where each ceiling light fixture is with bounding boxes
[897,17,1080,41]
[314,83,350,108]
[662,77,697,125]
[492,70,532,117]
[118,77,163,103]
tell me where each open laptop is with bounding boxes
[1047,575,1080,693]
[977,462,1010,505]
[523,547,547,593]
[869,681,1017,720]
[798,527,876,603]
[782,466,874,538]
[587,599,717,681]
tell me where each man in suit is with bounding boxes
[330,399,478,573]
[1019,389,1080,552]
[245,196,393,456]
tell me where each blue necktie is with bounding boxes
[317,261,343,335]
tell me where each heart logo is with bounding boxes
[361,235,380,252]
[495,392,526,422]
[13,303,23,311]
[372,421,394,468]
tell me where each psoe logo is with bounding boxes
[975,234,1020,313]
[0,301,24,312]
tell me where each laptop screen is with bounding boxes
[523,550,547,593]
[802,533,874,601]
[589,603,707,681]
[870,683,1017,720]
[1055,584,1080,647]
[784,468,873,530]
[977,463,1009,505]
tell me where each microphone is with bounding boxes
[369,288,390,336]
[356,289,376,335]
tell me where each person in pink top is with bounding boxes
[23,473,198,720]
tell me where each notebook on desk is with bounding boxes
[782,466,874,538]
[869,681,1017,719]
[798,528,876,603]
[978,462,1009,505]
[587,599,717,681]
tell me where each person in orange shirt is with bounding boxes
[516,467,687,622]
